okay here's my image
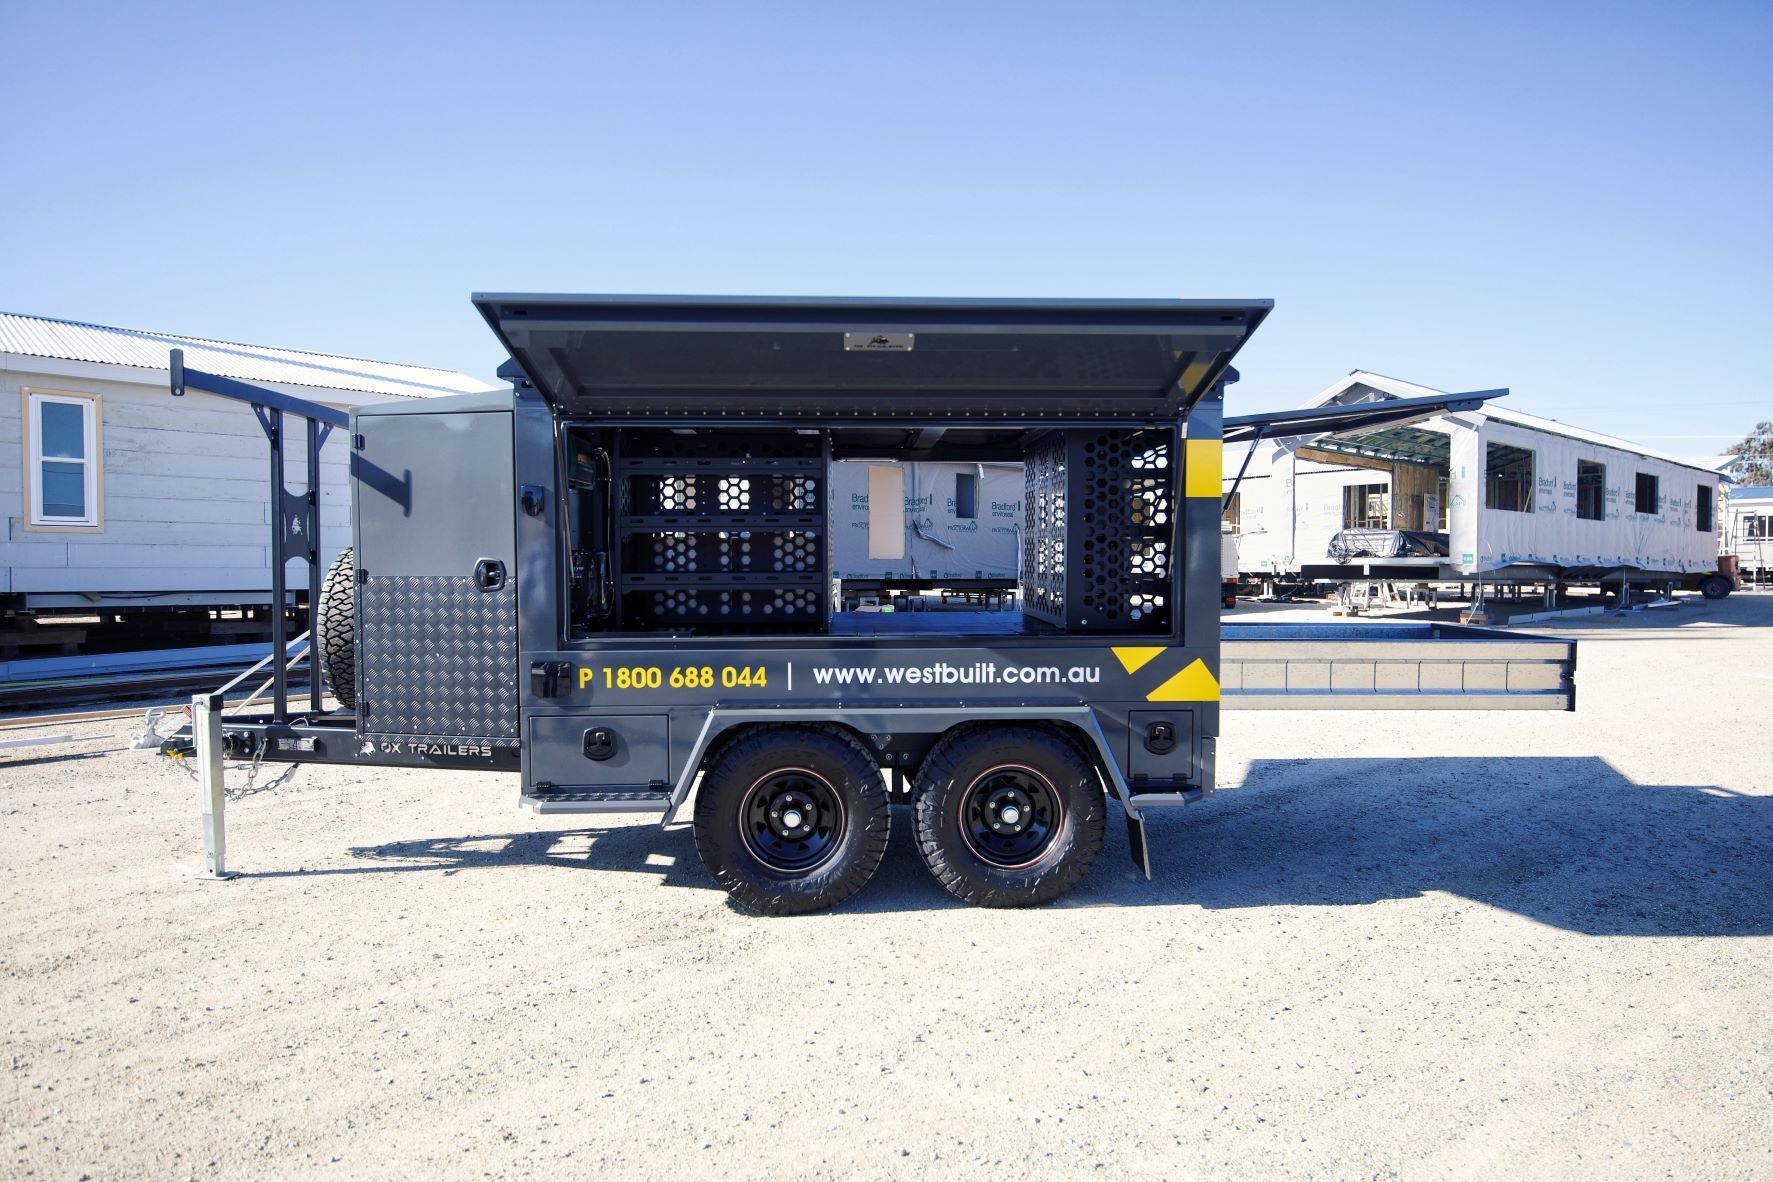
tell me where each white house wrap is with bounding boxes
[829,461,1023,582]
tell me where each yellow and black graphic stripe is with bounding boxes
[1111,646,1220,702]
[1183,438,1222,499]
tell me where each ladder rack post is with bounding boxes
[194,692,238,880]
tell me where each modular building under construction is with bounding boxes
[1224,371,1729,599]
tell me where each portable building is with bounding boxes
[2,312,495,625]
[1226,371,1723,588]
[1721,486,1773,584]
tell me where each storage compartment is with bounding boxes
[1126,709,1196,784]
[563,421,1183,640]
[526,714,670,790]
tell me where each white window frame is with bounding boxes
[23,388,104,530]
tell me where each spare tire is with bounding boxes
[316,547,357,707]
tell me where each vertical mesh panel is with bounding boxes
[1024,434,1068,626]
[1023,430,1173,631]
[1078,432,1171,629]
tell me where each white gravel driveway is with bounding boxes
[4,596,1769,1179]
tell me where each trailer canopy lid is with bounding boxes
[473,294,1272,420]
[1222,389,1506,443]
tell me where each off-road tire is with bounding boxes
[692,726,890,916]
[1699,574,1732,600]
[316,547,356,708]
[912,726,1106,907]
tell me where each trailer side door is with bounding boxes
[353,408,518,742]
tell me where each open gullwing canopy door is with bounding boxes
[473,294,1274,421]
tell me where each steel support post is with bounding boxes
[268,408,288,718]
[306,417,324,714]
[194,692,238,880]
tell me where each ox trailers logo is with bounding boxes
[843,331,915,351]
[360,740,495,758]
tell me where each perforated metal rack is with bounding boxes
[613,430,829,631]
[1023,429,1174,632]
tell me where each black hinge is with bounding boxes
[356,568,368,585]
[530,661,571,698]
[353,433,366,451]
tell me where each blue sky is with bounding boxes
[2,1,1767,450]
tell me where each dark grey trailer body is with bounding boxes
[183,295,1576,912]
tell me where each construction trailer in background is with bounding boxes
[1223,371,1731,602]
[1721,486,1773,586]
[828,460,1022,607]
[1,312,495,654]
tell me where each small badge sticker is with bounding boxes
[844,331,915,352]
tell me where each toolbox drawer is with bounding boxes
[527,715,670,790]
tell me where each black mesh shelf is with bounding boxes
[617,428,824,460]
[612,429,828,633]
[622,585,825,628]
[621,472,822,516]
[617,456,824,475]
[620,572,824,589]
[622,529,823,576]
[617,514,822,533]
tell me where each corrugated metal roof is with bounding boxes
[1309,370,1717,475]
[0,311,498,400]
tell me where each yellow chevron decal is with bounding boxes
[1146,658,1220,702]
[1184,438,1223,498]
[1112,646,1166,674]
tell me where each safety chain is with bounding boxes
[150,708,301,800]
[226,740,302,801]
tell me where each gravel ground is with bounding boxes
[4,595,1770,1180]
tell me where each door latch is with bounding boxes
[583,728,616,761]
[473,557,507,591]
[530,660,571,698]
[520,484,546,517]
[1144,722,1177,755]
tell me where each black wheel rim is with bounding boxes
[739,768,847,873]
[957,764,1064,869]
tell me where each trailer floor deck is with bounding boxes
[828,610,1062,637]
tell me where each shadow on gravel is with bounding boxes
[307,808,963,913]
[298,757,1770,934]
[0,750,110,769]
[1064,756,1773,937]
[316,824,715,892]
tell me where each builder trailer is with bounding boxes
[166,295,1577,915]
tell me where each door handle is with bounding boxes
[473,558,507,591]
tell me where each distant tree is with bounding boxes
[1727,421,1773,486]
